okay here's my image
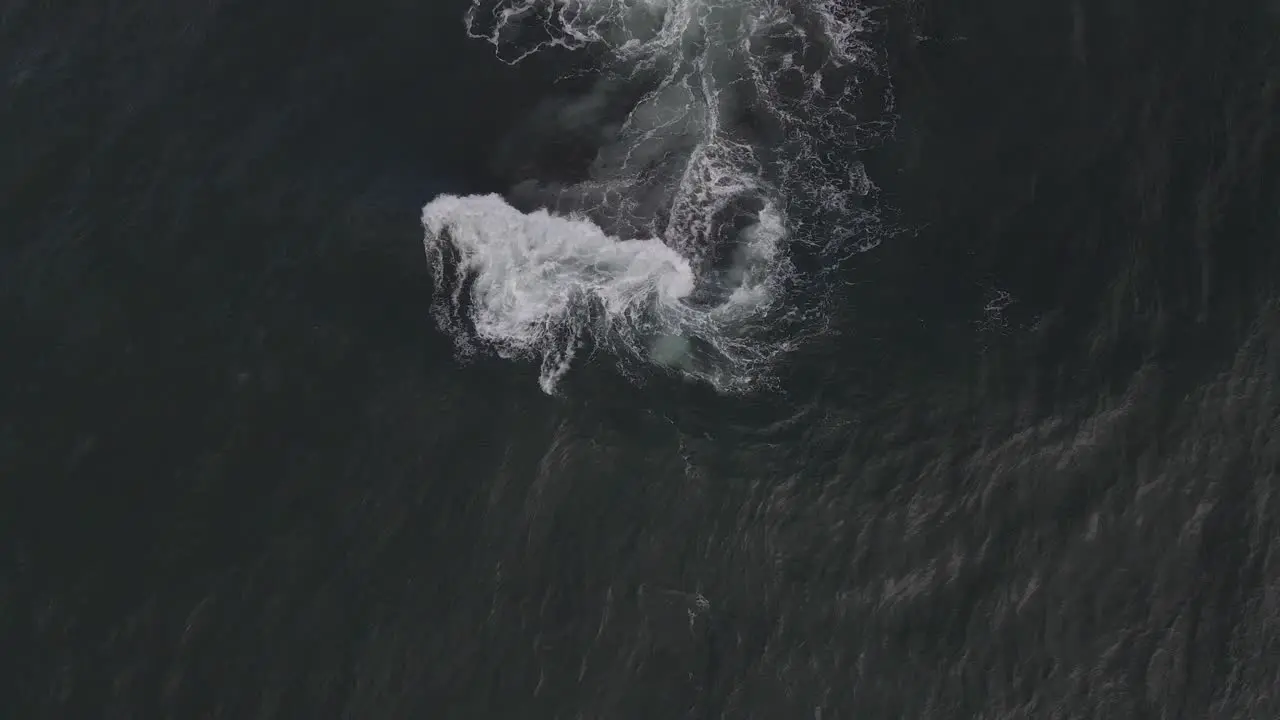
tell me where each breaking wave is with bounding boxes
[423,0,897,393]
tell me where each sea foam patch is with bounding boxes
[425,0,895,393]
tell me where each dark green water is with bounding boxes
[4,0,1279,717]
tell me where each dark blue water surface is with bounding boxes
[4,0,1280,717]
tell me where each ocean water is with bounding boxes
[5,0,1280,717]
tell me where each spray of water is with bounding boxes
[423,0,896,393]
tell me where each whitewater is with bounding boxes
[423,0,897,393]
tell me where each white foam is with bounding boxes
[427,0,896,393]
[423,193,696,392]
[424,193,790,393]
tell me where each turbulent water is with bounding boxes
[6,0,1280,718]
[425,0,893,393]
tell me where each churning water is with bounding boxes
[424,0,893,393]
